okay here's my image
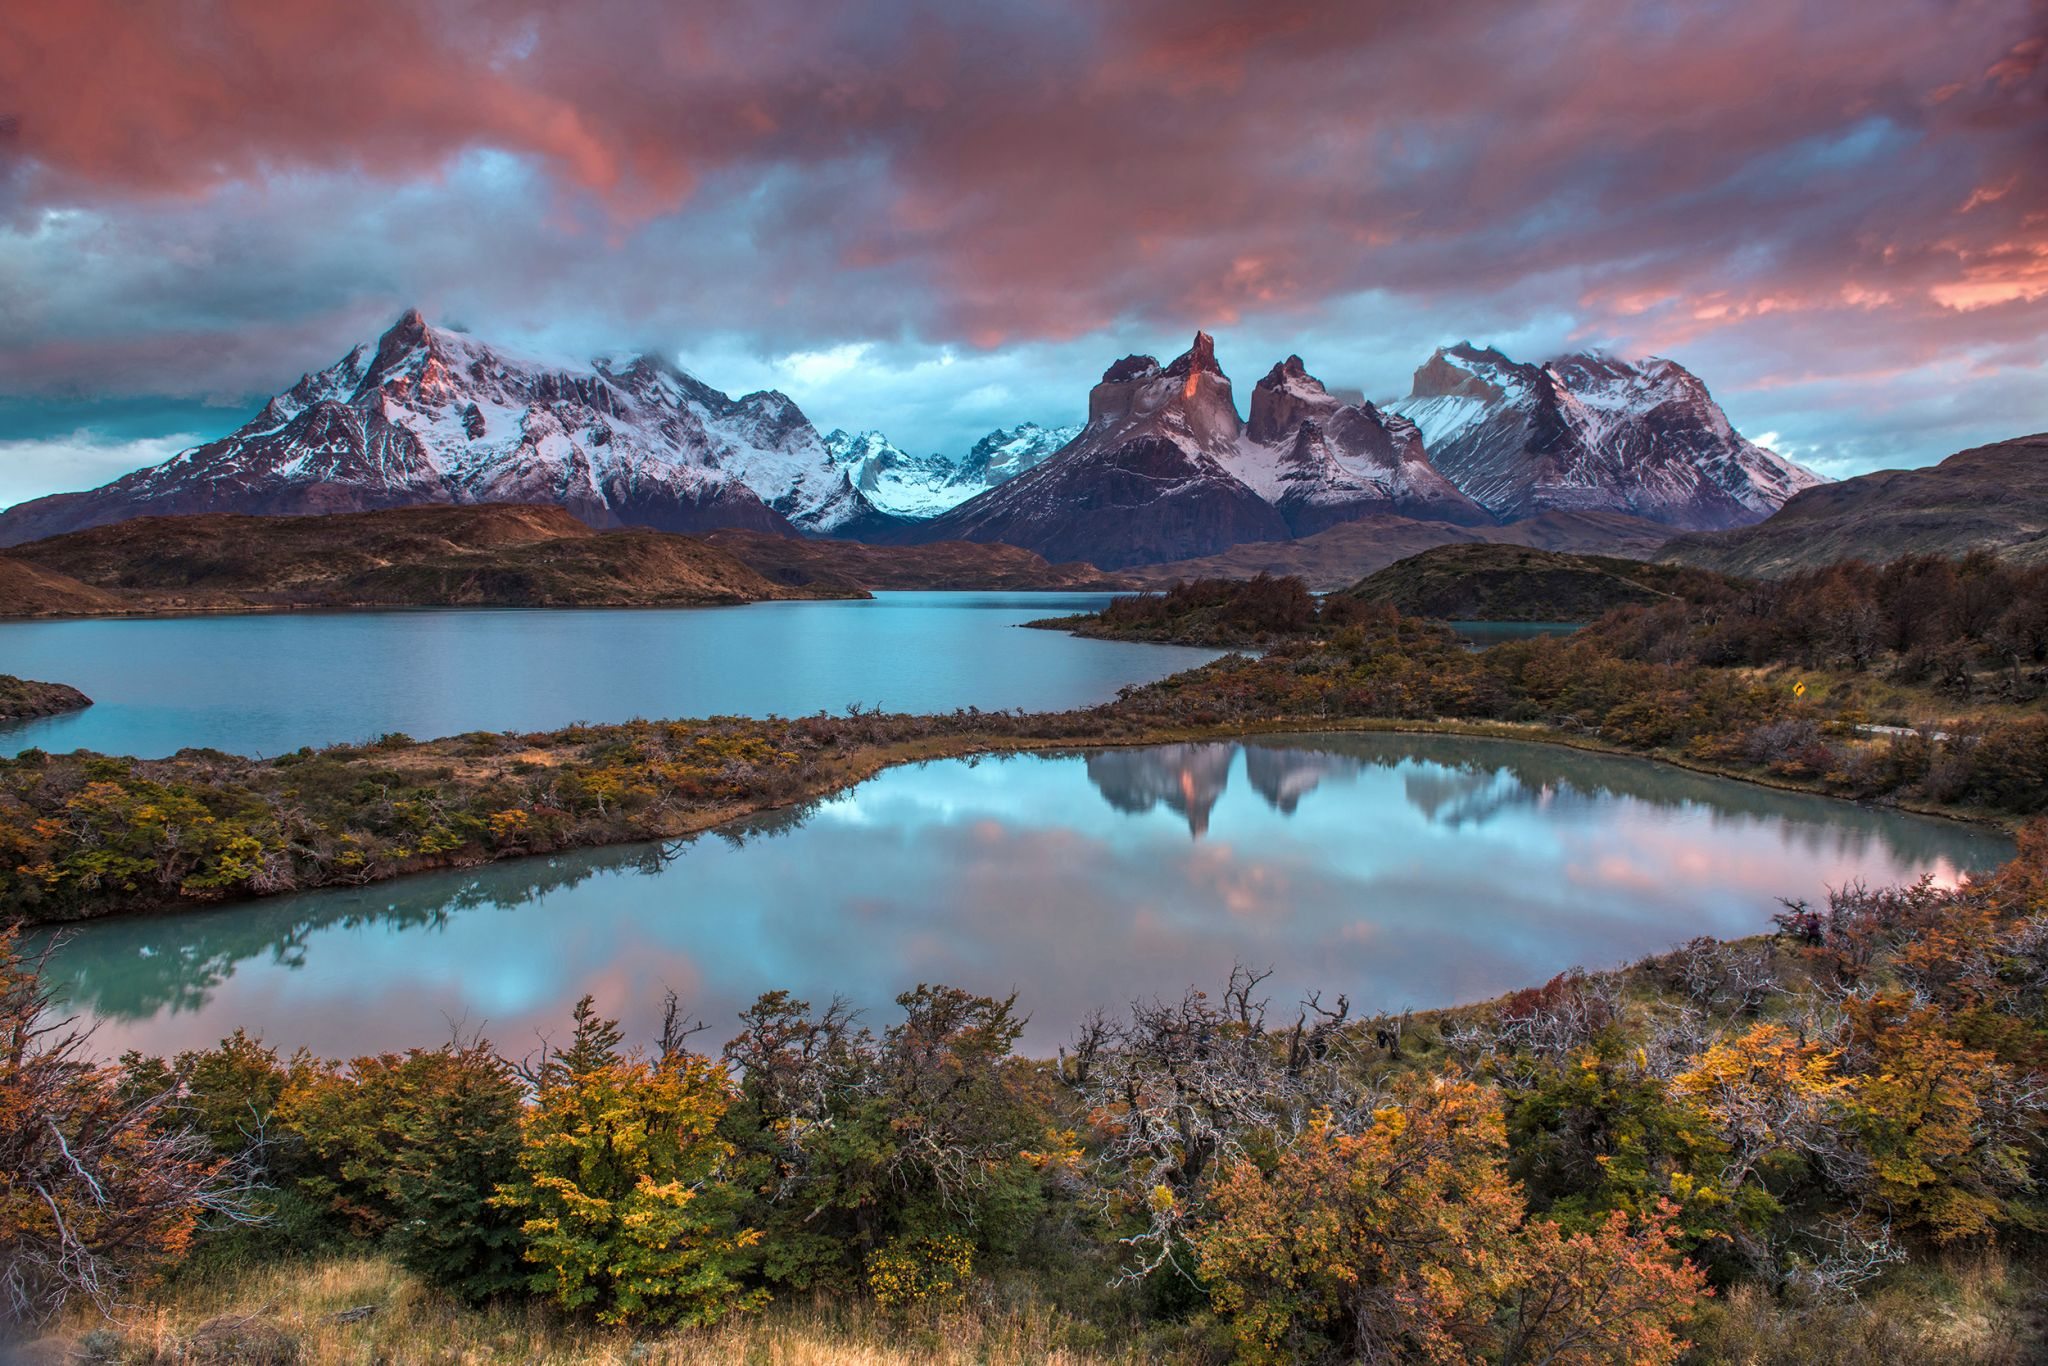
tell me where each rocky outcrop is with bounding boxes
[1233,358,1493,536]
[0,676,93,722]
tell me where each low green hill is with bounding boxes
[1340,543,1731,621]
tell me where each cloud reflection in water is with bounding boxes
[45,736,2014,1059]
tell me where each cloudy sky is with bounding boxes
[1,0,2043,508]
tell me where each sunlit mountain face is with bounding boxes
[2,0,2043,510]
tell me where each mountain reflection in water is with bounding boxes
[40,735,2014,1059]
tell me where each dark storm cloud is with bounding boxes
[0,0,2041,481]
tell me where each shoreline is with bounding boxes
[0,584,1144,625]
[13,709,2015,931]
[0,584,1150,625]
[0,591,870,625]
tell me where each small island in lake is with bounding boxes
[0,676,92,723]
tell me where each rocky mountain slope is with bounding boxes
[821,422,1077,517]
[0,504,860,613]
[902,335,1291,568]
[1227,355,1491,535]
[1659,433,2048,577]
[1391,344,1820,530]
[1126,509,1675,591]
[0,310,889,547]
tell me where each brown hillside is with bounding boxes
[1660,433,2048,577]
[0,558,125,617]
[707,531,1131,592]
[0,504,856,612]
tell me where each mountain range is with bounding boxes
[820,422,1078,518]
[0,310,1824,571]
[895,333,1816,568]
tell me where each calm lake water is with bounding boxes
[0,593,1219,759]
[42,734,2011,1060]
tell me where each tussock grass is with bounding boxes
[1684,1251,2048,1365]
[20,1248,2046,1364]
[24,1256,1205,1365]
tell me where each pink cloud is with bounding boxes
[0,0,2041,470]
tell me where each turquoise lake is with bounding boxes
[0,593,1220,759]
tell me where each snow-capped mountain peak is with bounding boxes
[1389,343,1823,529]
[957,422,1081,484]
[0,309,888,546]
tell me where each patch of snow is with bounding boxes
[1391,393,1489,450]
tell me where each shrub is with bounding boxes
[0,933,245,1330]
[493,1003,762,1327]
[278,1043,527,1299]
[1194,1075,1704,1364]
[866,1232,975,1310]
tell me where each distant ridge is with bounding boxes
[822,423,1078,517]
[1660,433,2048,576]
[1126,509,1674,592]
[0,504,854,613]
[0,504,1133,615]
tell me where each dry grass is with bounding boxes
[1746,661,2046,730]
[17,1256,1202,1365]
[1684,1251,2048,1365]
